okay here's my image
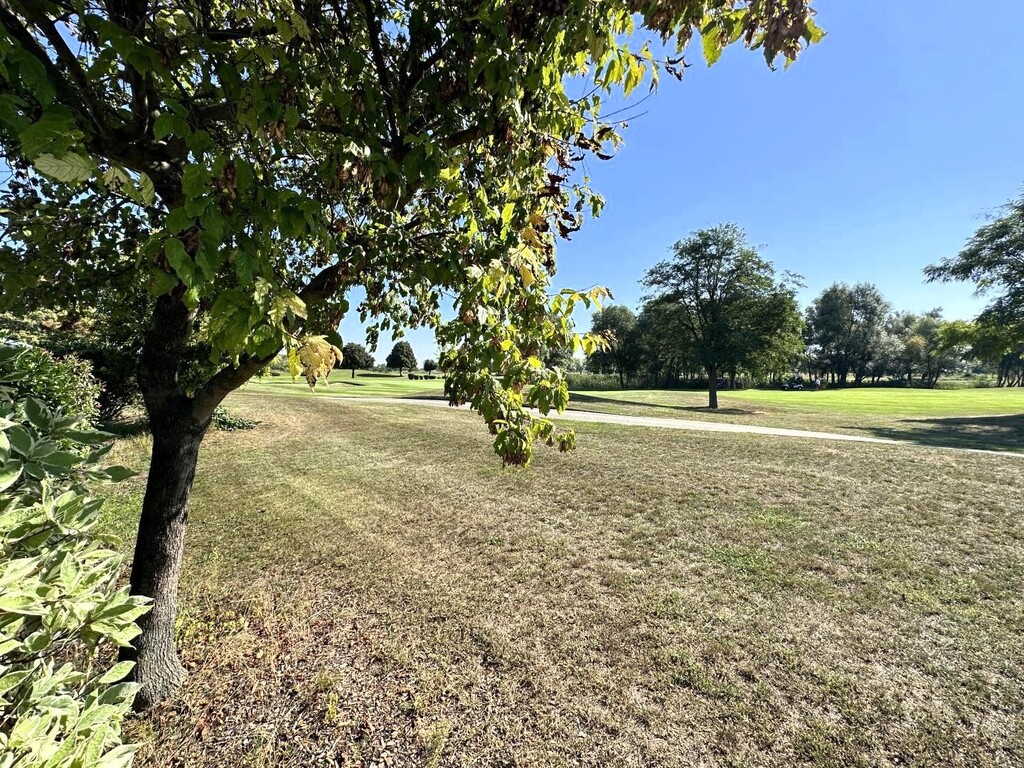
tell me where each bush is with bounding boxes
[211,406,259,431]
[0,312,138,422]
[564,372,623,391]
[0,347,146,768]
[0,343,100,423]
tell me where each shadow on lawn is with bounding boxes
[569,392,759,416]
[855,414,1024,453]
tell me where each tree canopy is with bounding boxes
[641,224,803,407]
[926,190,1024,326]
[586,304,638,387]
[386,340,417,373]
[804,282,890,385]
[341,342,375,375]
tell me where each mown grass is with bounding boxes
[568,387,1024,452]
[245,370,444,399]
[103,392,1024,767]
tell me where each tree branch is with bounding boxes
[0,5,93,123]
[359,0,399,145]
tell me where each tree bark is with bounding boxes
[118,294,218,710]
[708,364,719,409]
[122,411,207,710]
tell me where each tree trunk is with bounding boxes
[351,368,355,378]
[122,413,207,710]
[708,364,719,409]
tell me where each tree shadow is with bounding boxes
[100,417,151,438]
[853,414,1024,453]
[568,392,759,416]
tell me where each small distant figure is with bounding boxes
[814,376,822,391]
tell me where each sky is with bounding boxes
[344,0,1024,365]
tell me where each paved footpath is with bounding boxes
[334,397,1023,458]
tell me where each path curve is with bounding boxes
[329,396,1022,458]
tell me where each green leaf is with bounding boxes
[165,207,193,233]
[39,451,85,469]
[23,397,51,431]
[0,593,46,615]
[101,466,136,482]
[0,461,22,492]
[153,113,189,140]
[32,152,96,183]
[139,172,156,205]
[7,425,33,457]
[702,26,723,66]
[164,238,196,285]
[18,107,81,159]
[98,661,136,685]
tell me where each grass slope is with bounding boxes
[568,387,1024,452]
[105,392,1024,767]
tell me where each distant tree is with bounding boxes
[642,224,802,408]
[805,283,890,384]
[905,311,961,388]
[423,359,438,374]
[940,318,1024,387]
[633,299,694,388]
[587,305,639,388]
[341,343,375,378]
[542,345,575,370]
[386,341,417,375]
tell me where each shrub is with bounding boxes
[0,312,139,422]
[0,347,146,768]
[0,343,100,423]
[211,406,259,431]
[564,372,623,391]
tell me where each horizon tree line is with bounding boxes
[584,221,1024,400]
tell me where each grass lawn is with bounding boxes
[103,391,1024,766]
[245,370,444,399]
[567,387,1024,452]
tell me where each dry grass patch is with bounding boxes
[101,393,1024,767]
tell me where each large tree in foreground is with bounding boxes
[642,224,803,408]
[0,0,821,707]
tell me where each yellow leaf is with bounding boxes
[519,265,535,287]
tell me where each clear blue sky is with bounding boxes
[345,0,1024,364]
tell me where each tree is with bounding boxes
[903,311,960,388]
[586,305,638,388]
[940,318,1024,387]
[423,358,438,374]
[0,0,821,708]
[633,299,693,388]
[926,189,1024,326]
[804,283,890,384]
[641,224,802,408]
[341,342,374,378]
[386,340,417,374]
